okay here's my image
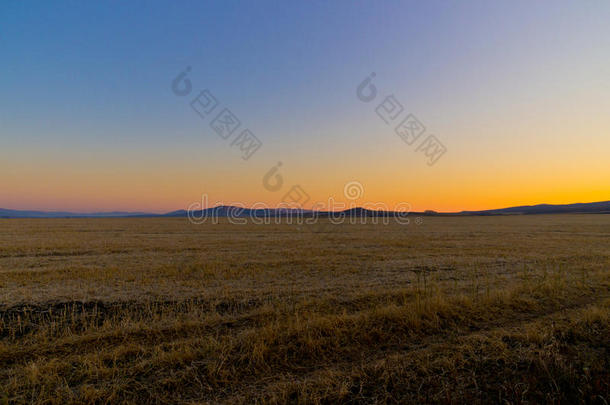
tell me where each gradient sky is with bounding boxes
[1,1,609,213]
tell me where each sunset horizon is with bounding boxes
[2,196,610,215]
[3,1,609,214]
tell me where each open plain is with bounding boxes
[1,215,609,404]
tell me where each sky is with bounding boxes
[1,0,609,213]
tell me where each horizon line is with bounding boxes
[2,198,610,216]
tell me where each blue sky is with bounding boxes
[1,1,609,212]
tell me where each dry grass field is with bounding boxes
[0,215,609,404]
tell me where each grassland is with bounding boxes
[0,215,608,404]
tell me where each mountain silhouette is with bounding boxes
[2,201,609,218]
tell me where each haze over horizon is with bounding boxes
[2,199,610,216]
[2,1,609,213]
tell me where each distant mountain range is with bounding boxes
[0,209,154,218]
[458,201,610,215]
[2,201,609,218]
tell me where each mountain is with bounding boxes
[1,201,609,218]
[458,201,610,215]
[0,209,156,218]
[165,206,313,218]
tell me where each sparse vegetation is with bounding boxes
[0,215,608,404]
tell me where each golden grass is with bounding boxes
[0,215,608,403]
